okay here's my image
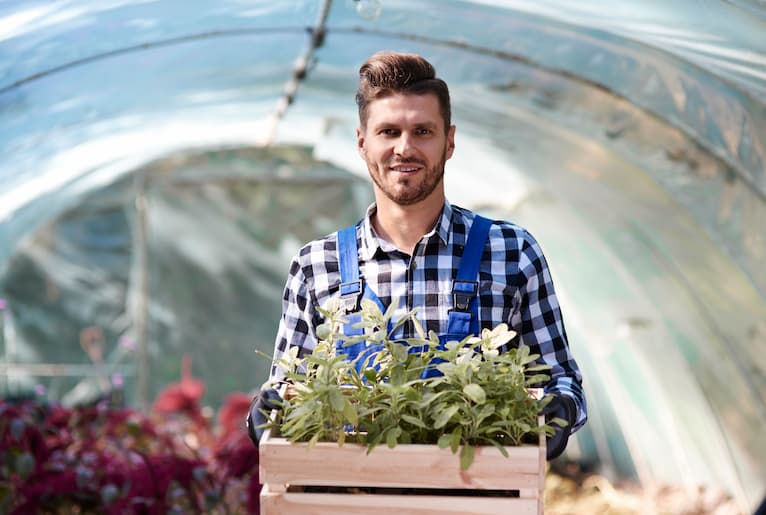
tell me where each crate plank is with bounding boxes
[260,484,540,515]
[261,436,541,490]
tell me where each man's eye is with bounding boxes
[416,128,432,135]
[381,129,398,136]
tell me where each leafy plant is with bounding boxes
[0,390,261,514]
[266,298,567,470]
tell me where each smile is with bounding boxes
[390,165,421,172]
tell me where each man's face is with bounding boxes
[357,93,455,207]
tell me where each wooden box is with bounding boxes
[259,406,545,514]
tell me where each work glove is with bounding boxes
[540,394,576,461]
[246,387,283,447]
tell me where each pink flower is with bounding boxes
[118,335,137,352]
[153,354,206,427]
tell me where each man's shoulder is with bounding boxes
[451,205,534,243]
[294,230,340,265]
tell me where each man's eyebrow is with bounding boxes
[378,120,438,127]
[370,121,399,131]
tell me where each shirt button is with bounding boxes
[410,261,417,270]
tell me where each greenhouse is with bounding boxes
[1,0,765,513]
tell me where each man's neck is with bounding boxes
[371,195,445,255]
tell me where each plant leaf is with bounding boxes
[525,374,551,386]
[316,322,331,341]
[390,365,405,387]
[412,315,426,340]
[383,296,399,319]
[433,404,460,429]
[363,367,378,383]
[401,414,427,429]
[460,445,475,471]
[386,427,401,448]
[488,439,509,458]
[463,383,486,404]
[328,388,345,412]
[343,399,358,426]
[450,426,462,453]
[389,307,416,335]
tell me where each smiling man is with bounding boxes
[250,51,587,460]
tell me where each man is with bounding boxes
[249,51,587,460]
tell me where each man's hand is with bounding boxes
[541,394,576,460]
[246,387,283,446]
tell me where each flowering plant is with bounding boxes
[267,298,566,470]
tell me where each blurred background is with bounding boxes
[1,0,765,512]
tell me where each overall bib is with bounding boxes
[335,215,492,378]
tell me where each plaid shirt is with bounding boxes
[270,201,587,431]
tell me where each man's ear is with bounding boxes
[446,124,456,160]
[357,127,366,158]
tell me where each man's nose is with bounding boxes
[394,133,413,156]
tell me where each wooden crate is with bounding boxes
[259,409,545,514]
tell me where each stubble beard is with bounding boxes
[368,148,448,207]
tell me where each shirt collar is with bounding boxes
[358,200,454,260]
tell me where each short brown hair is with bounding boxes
[356,51,451,130]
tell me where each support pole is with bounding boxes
[132,172,151,412]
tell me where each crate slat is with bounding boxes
[260,435,542,490]
[261,484,540,515]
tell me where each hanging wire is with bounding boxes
[260,0,333,146]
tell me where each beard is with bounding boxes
[367,147,448,206]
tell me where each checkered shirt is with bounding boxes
[269,200,587,431]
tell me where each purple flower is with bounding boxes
[35,384,46,396]
[0,298,6,310]
[118,335,137,352]
[112,374,124,388]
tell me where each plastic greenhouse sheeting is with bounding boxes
[1,0,765,511]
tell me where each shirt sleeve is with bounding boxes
[514,229,588,432]
[268,253,318,384]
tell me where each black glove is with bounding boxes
[246,387,283,446]
[540,394,576,461]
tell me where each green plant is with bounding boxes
[267,298,567,470]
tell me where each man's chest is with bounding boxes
[314,252,514,338]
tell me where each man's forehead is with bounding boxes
[365,92,442,125]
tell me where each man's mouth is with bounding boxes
[389,162,424,173]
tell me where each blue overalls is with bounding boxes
[334,215,493,377]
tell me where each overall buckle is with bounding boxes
[339,278,364,313]
[452,280,478,312]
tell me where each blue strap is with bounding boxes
[456,215,492,283]
[424,215,493,378]
[337,226,362,311]
[445,215,492,337]
[336,225,387,369]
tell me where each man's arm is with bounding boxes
[269,254,318,383]
[249,253,318,446]
[514,229,587,432]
